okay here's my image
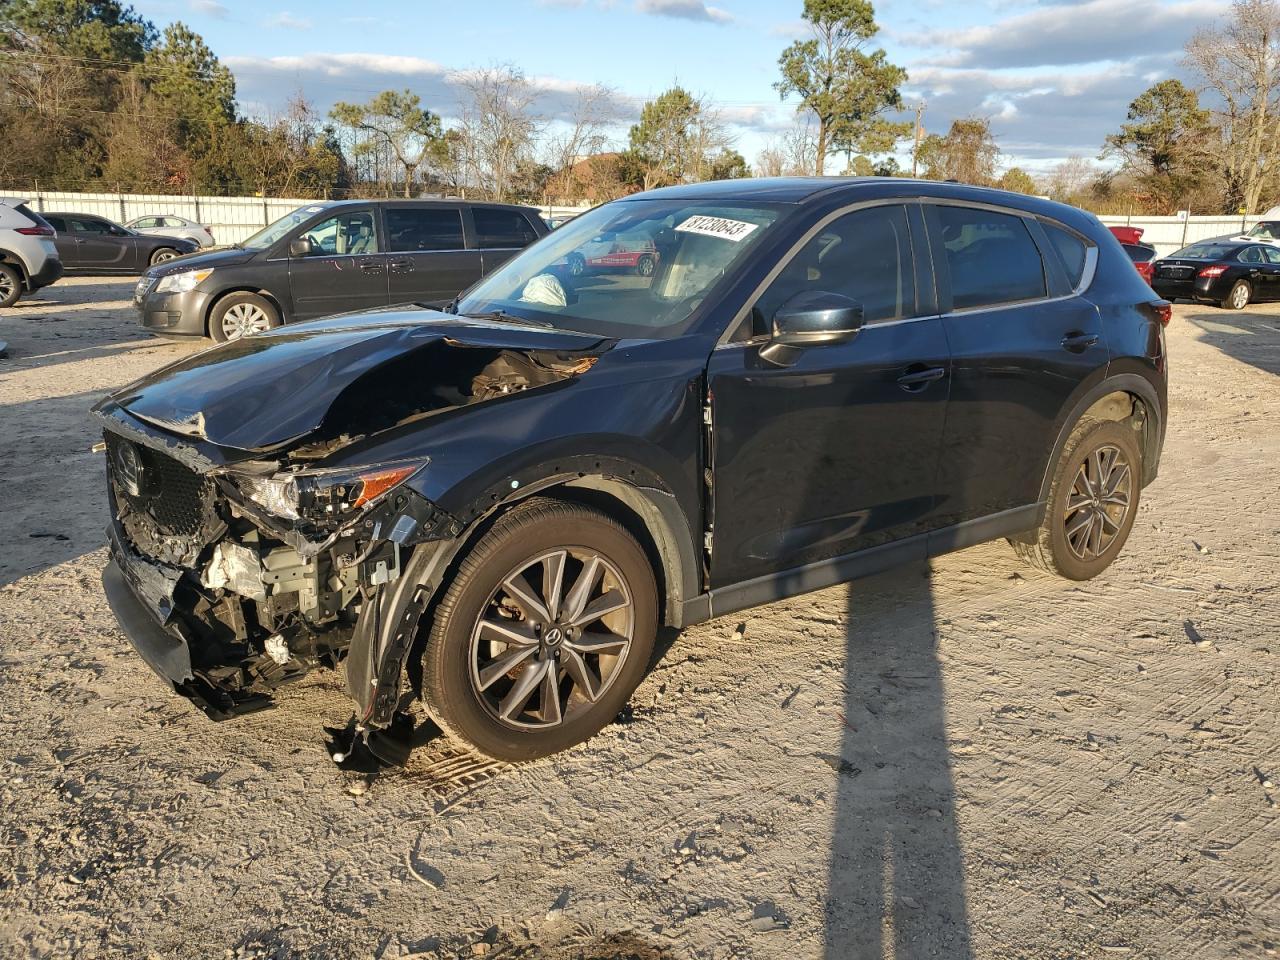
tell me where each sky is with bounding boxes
[134,0,1229,175]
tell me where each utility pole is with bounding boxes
[912,101,926,178]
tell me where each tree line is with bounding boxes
[2,0,1278,213]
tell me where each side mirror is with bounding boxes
[770,290,864,346]
[289,237,316,258]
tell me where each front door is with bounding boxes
[1261,246,1280,299]
[287,208,389,321]
[924,203,1108,527]
[384,205,483,307]
[70,216,137,270]
[708,203,952,588]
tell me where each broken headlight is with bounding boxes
[233,461,424,526]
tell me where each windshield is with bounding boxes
[455,199,785,338]
[1246,221,1280,240]
[1176,243,1238,260]
[240,203,336,250]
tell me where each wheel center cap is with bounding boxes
[544,627,563,646]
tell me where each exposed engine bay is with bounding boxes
[97,334,606,757]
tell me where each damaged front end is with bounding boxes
[95,321,608,753]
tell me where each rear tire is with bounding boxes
[1222,279,1251,310]
[150,247,180,267]
[208,292,279,343]
[0,263,21,308]
[420,497,658,762]
[636,254,655,277]
[1010,419,1142,580]
[567,253,586,277]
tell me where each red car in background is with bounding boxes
[1110,226,1156,284]
[567,230,660,277]
[1109,225,1146,246]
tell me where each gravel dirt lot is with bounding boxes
[0,277,1277,960]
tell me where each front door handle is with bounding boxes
[388,259,413,271]
[359,259,384,273]
[1061,332,1099,353]
[897,364,946,392]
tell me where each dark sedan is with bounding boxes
[42,212,198,274]
[1151,240,1280,309]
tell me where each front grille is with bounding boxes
[105,433,215,560]
[141,445,210,535]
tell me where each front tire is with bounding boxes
[1011,419,1142,580]
[421,498,658,762]
[0,263,21,308]
[208,292,279,342]
[636,254,655,277]
[567,253,586,277]
[1222,279,1251,310]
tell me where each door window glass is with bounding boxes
[474,208,539,249]
[134,217,159,229]
[43,215,67,232]
[71,218,111,235]
[1263,247,1280,265]
[751,204,917,334]
[935,205,1046,310]
[1042,222,1089,288]
[386,208,465,252]
[299,211,378,256]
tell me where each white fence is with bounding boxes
[2,189,591,245]
[1097,215,1259,257]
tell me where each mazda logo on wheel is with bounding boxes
[112,441,145,498]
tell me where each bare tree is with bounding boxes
[456,65,544,202]
[543,85,620,202]
[755,142,787,177]
[1046,155,1096,203]
[1185,0,1280,212]
[781,117,820,176]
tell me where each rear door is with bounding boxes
[384,205,481,307]
[1261,246,1280,300]
[472,207,543,274]
[286,207,389,321]
[43,216,78,266]
[925,202,1107,527]
[707,202,952,587]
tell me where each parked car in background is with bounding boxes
[42,213,198,274]
[1151,240,1280,308]
[1122,241,1157,284]
[566,228,660,276]
[133,198,548,342]
[1109,225,1146,246]
[0,197,63,308]
[125,214,216,248]
[97,178,1168,763]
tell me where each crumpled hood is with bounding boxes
[104,311,609,451]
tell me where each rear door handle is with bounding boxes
[359,259,384,273]
[1061,332,1099,353]
[897,365,946,391]
[388,259,412,271]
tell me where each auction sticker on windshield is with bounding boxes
[675,215,759,242]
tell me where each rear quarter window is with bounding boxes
[934,205,1047,310]
[1042,222,1090,288]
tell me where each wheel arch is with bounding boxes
[1037,373,1164,504]
[202,286,287,335]
[0,249,30,285]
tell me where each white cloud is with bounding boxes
[906,0,1226,68]
[636,0,732,24]
[264,11,313,30]
[189,0,229,17]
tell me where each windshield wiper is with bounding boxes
[461,310,553,329]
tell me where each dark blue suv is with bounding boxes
[95,178,1169,763]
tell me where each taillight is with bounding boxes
[15,225,55,237]
[1148,299,1172,327]
[1198,264,1227,278]
[1136,261,1154,282]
